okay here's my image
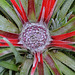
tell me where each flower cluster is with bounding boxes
[0,0,75,75]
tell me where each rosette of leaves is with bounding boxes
[0,0,75,75]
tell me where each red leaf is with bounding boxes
[28,0,36,20]
[38,0,47,21]
[30,53,38,75]
[0,42,21,47]
[45,0,55,20]
[51,31,75,40]
[10,0,24,19]
[38,0,56,23]
[51,42,75,52]
[10,0,28,22]
[0,39,19,44]
[44,53,61,75]
[38,54,44,75]
[45,0,56,23]
[51,40,75,44]
[19,0,28,22]
[0,30,19,39]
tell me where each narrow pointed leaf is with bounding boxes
[54,59,75,75]
[0,43,21,47]
[16,0,28,24]
[38,0,47,21]
[34,69,38,75]
[0,6,14,22]
[51,40,75,44]
[21,0,28,13]
[0,61,18,71]
[13,6,25,24]
[51,31,75,40]
[3,38,23,63]
[0,0,22,31]
[45,0,56,23]
[15,0,20,5]
[28,0,36,21]
[52,0,66,18]
[20,59,32,75]
[50,52,75,71]
[51,17,75,35]
[35,0,42,18]
[51,42,75,52]
[0,39,19,44]
[37,54,44,75]
[0,30,19,39]
[31,53,38,75]
[0,15,19,33]
[45,0,52,19]
[0,48,27,60]
[43,51,62,75]
[0,48,13,58]
[69,5,75,14]
[58,0,74,20]
[10,0,24,21]
[19,0,28,22]
[44,63,51,75]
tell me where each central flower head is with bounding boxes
[20,23,52,53]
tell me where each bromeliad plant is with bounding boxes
[0,0,75,75]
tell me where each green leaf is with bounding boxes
[58,0,74,20]
[51,17,75,35]
[9,70,12,75]
[0,69,5,75]
[69,5,75,14]
[3,38,23,63]
[0,7,14,22]
[0,0,22,31]
[43,51,62,75]
[34,68,38,75]
[44,63,51,75]
[49,0,66,27]
[0,48,27,61]
[20,59,32,75]
[0,15,19,33]
[52,0,66,18]
[0,67,4,73]
[35,0,42,18]
[51,11,73,30]
[0,48,13,60]
[0,61,18,71]
[15,0,20,6]
[21,0,28,13]
[55,59,75,75]
[50,51,75,71]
